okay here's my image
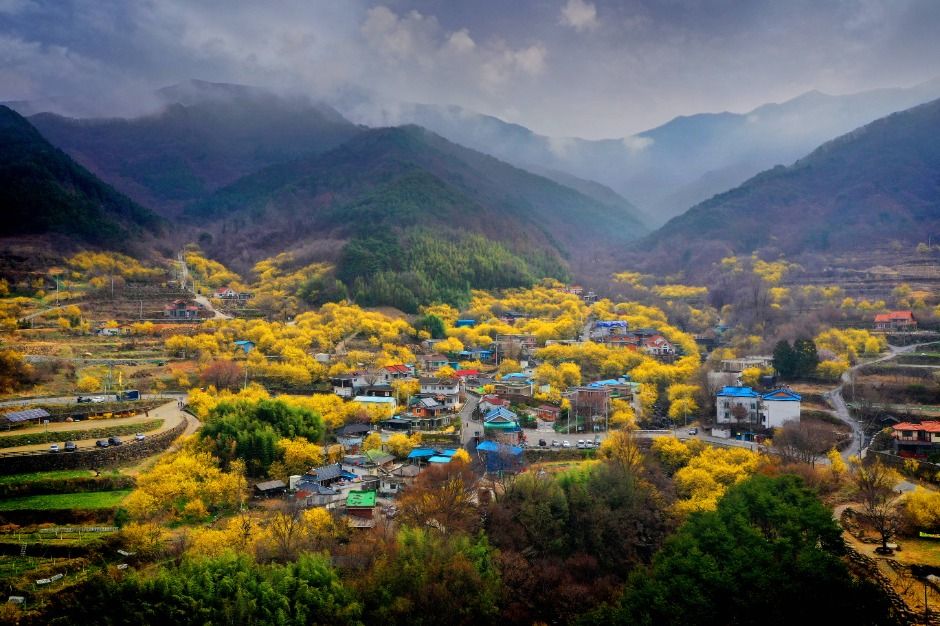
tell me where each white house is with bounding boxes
[715,386,801,430]
[419,377,460,409]
[760,389,802,429]
[351,395,397,417]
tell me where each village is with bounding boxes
[1,249,940,622]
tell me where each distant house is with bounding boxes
[164,299,203,319]
[475,440,524,474]
[720,356,774,373]
[419,377,460,409]
[892,421,940,458]
[536,404,561,422]
[253,479,286,498]
[214,286,252,301]
[874,310,917,331]
[345,490,377,528]
[479,394,508,414]
[383,364,412,379]
[640,334,675,357]
[3,408,50,430]
[715,386,801,430]
[416,354,449,373]
[483,407,522,443]
[363,385,394,398]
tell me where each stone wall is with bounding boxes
[0,418,188,475]
[842,541,937,625]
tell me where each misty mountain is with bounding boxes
[636,97,940,273]
[186,124,648,308]
[0,106,162,250]
[28,80,361,216]
[349,79,940,224]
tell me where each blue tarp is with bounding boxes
[407,448,437,459]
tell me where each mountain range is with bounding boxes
[0,106,162,251]
[351,78,940,224]
[634,97,940,274]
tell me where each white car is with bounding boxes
[49,444,60,453]
[90,396,106,403]
[576,440,586,449]
[562,440,571,448]
[135,433,146,441]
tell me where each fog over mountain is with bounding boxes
[342,78,940,224]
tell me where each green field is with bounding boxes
[0,469,119,485]
[0,490,131,510]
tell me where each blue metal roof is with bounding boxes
[407,448,437,459]
[428,456,453,463]
[717,386,760,398]
[484,407,518,422]
[476,440,523,455]
[762,389,802,401]
[502,372,529,380]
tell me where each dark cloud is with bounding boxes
[1,0,938,137]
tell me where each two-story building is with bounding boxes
[892,421,940,458]
[418,377,460,409]
[874,310,917,331]
[416,354,449,374]
[715,386,801,431]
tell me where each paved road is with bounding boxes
[825,342,926,461]
[194,294,230,320]
[0,393,184,409]
[0,400,191,454]
[459,394,480,445]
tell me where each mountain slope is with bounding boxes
[0,105,162,249]
[637,98,940,273]
[186,125,648,309]
[351,78,940,223]
[29,80,361,216]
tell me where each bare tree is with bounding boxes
[200,358,244,390]
[852,460,903,553]
[773,421,841,466]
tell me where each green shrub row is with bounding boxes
[0,475,136,498]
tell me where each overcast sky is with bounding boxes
[2,0,939,138]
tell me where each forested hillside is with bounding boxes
[30,81,361,216]
[0,106,163,250]
[637,98,940,274]
[187,125,645,310]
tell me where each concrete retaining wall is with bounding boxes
[0,418,188,475]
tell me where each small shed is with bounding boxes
[346,490,377,528]
[253,479,287,498]
[3,408,50,430]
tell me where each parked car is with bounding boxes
[562,440,571,448]
[76,396,91,403]
[49,444,60,453]
[108,436,123,446]
[583,441,595,449]
[576,439,586,449]
[64,441,77,452]
[95,439,110,448]
[90,396,106,403]
[688,428,698,435]
[135,433,146,441]
[538,439,547,447]
[551,439,561,447]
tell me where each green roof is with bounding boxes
[346,490,376,508]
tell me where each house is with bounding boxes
[453,369,480,380]
[345,490,377,528]
[214,286,252,301]
[715,386,801,431]
[874,310,917,331]
[163,299,203,319]
[253,479,287,498]
[591,320,629,339]
[390,463,421,482]
[892,421,940,458]
[363,385,394,398]
[419,377,460,409]
[416,354,449,373]
[476,440,524,474]
[383,364,413,379]
[293,482,342,508]
[303,463,349,489]
[536,404,561,422]
[455,319,477,328]
[715,386,762,425]
[331,372,367,398]
[483,407,522,443]
[640,334,676,357]
[364,448,396,468]
[720,356,774,373]
[479,394,508,413]
[761,389,802,429]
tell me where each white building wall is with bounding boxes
[762,400,800,429]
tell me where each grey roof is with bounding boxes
[3,408,50,423]
[307,463,343,482]
[393,465,421,478]
[336,423,372,436]
[295,479,339,496]
[254,480,286,491]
